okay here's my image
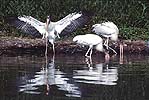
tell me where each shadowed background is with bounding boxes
[0,0,149,40]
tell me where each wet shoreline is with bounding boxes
[0,37,148,56]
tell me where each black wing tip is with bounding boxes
[4,15,27,23]
[4,15,19,23]
[81,10,94,17]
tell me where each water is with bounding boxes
[0,53,149,100]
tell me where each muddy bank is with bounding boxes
[0,37,148,56]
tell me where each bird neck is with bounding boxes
[45,19,51,30]
[45,23,49,31]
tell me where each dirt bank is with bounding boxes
[0,37,148,56]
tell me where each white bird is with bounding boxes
[73,34,104,58]
[92,21,119,54]
[6,11,92,54]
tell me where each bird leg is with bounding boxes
[120,43,123,56]
[119,43,124,64]
[108,46,117,54]
[52,42,55,56]
[104,38,109,50]
[89,48,93,59]
[45,37,48,56]
[103,44,117,54]
[85,46,92,58]
[103,38,117,54]
[85,57,93,69]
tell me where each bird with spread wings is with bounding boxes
[5,11,93,54]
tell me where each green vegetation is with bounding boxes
[0,0,149,40]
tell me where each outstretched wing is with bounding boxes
[5,15,45,37]
[55,11,93,36]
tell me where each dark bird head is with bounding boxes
[47,15,50,20]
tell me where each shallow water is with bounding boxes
[0,54,149,100]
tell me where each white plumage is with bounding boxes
[6,11,92,54]
[73,34,104,58]
[92,21,119,54]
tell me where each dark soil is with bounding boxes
[0,37,148,56]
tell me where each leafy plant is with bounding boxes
[0,0,149,40]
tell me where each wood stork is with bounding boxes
[6,11,93,54]
[92,21,119,54]
[73,34,104,58]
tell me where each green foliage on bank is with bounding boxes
[0,0,149,40]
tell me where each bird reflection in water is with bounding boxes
[18,53,119,97]
[19,54,81,97]
[73,53,118,85]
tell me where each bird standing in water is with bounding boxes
[73,34,104,58]
[6,11,93,55]
[92,21,119,54]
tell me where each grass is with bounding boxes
[0,0,149,40]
